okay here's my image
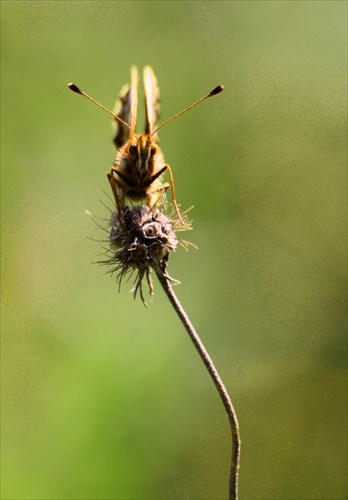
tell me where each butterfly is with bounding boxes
[68,66,223,224]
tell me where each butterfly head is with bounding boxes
[128,135,158,175]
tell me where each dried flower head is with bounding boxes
[100,205,192,306]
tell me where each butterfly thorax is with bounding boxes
[114,134,166,201]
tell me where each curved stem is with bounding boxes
[156,272,241,500]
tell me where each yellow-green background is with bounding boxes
[1,1,346,499]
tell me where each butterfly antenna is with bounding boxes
[68,83,136,138]
[152,84,224,136]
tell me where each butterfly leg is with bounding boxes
[147,165,183,224]
[107,169,124,223]
[164,164,184,225]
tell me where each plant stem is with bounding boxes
[156,272,241,500]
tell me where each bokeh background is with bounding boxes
[1,2,346,499]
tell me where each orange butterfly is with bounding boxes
[68,66,223,224]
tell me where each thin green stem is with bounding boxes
[156,272,241,500]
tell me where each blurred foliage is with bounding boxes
[1,1,347,499]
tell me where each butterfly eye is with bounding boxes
[129,145,138,159]
[150,147,156,157]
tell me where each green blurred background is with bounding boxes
[1,1,346,499]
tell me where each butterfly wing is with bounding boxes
[113,65,138,148]
[143,65,160,139]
